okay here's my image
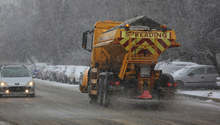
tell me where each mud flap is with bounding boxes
[137,90,152,99]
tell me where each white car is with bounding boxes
[56,65,68,83]
[0,65,35,97]
[40,68,48,80]
[47,66,58,81]
[65,66,76,84]
[173,65,219,89]
[155,61,198,74]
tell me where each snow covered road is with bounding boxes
[0,80,220,125]
[178,90,220,100]
[35,79,79,92]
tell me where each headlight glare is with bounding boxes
[28,81,34,86]
[0,82,7,87]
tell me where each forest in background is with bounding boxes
[0,0,219,66]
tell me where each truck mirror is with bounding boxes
[82,31,88,49]
[82,30,93,52]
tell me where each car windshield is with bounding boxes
[1,67,30,77]
[174,67,196,75]
[163,66,185,73]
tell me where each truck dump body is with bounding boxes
[93,16,179,78]
[80,16,180,107]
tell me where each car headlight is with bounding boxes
[0,82,7,87]
[28,81,34,86]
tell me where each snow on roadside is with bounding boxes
[177,90,220,99]
[0,121,11,125]
[34,78,220,101]
[34,79,79,92]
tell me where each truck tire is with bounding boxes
[97,76,104,105]
[154,74,175,99]
[97,72,111,107]
[159,73,175,87]
[102,74,110,107]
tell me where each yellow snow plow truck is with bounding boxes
[80,16,180,107]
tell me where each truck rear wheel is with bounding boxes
[97,73,111,107]
[97,76,103,105]
[102,74,110,107]
[154,74,176,99]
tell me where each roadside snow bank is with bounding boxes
[34,79,79,92]
[178,90,220,100]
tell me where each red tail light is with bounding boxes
[167,82,172,87]
[173,83,177,87]
[115,81,120,86]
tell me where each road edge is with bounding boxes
[176,93,220,103]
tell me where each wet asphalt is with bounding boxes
[0,80,220,125]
